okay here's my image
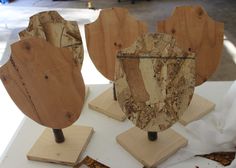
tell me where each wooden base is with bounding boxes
[180,94,215,125]
[27,125,93,166]
[88,87,126,121]
[116,127,187,168]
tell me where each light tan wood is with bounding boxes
[85,7,148,81]
[0,38,85,128]
[19,11,84,66]
[116,127,187,168]
[180,93,215,125]
[27,125,93,166]
[88,87,126,121]
[157,5,224,86]
[115,33,195,132]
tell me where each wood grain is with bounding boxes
[115,33,195,132]
[27,125,93,166]
[0,38,85,129]
[116,127,187,167]
[19,11,84,67]
[88,87,126,121]
[85,7,148,81]
[157,5,224,86]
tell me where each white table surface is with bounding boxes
[0,82,234,168]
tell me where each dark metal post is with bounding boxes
[53,129,65,143]
[148,131,158,141]
[113,82,117,101]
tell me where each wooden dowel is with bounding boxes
[52,129,65,143]
[113,82,117,101]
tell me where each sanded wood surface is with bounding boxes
[116,127,187,167]
[180,93,215,125]
[19,11,84,67]
[115,33,195,132]
[85,7,148,81]
[157,6,224,86]
[88,87,126,121]
[0,38,85,129]
[27,125,94,166]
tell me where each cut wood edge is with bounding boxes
[88,87,126,121]
[179,93,215,125]
[27,125,94,166]
[116,127,187,167]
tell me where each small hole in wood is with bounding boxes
[114,42,117,46]
[44,75,49,79]
[188,48,192,52]
[171,29,176,34]
[23,42,31,50]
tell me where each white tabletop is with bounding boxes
[0,82,234,168]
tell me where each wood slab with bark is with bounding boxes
[0,38,85,129]
[19,11,84,67]
[115,33,195,132]
[157,6,224,86]
[85,7,148,81]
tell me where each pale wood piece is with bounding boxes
[85,7,148,81]
[116,127,187,168]
[27,125,94,166]
[0,38,85,128]
[88,87,126,121]
[157,5,224,86]
[19,11,84,66]
[115,33,195,132]
[180,93,215,125]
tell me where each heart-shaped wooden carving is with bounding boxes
[85,7,148,81]
[19,11,84,67]
[0,38,85,129]
[157,6,224,86]
[115,33,195,132]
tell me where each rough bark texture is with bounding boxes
[0,38,85,129]
[19,11,84,67]
[115,33,195,132]
[74,156,110,168]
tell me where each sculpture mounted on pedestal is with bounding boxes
[85,7,148,121]
[115,33,195,131]
[115,33,194,167]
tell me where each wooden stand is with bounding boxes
[27,125,93,166]
[88,87,126,121]
[180,94,215,125]
[116,127,187,168]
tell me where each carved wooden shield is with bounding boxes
[157,6,224,86]
[19,11,84,67]
[85,7,148,81]
[115,33,195,132]
[0,38,85,129]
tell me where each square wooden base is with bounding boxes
[180,94,215,125]
[88,87,126,121]
[116,127,187,168]
[27,125,94,166]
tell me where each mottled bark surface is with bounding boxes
[19,11,84,67]
[115,33,195,132]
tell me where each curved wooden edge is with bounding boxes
[1,37,85,129]
[85,7,148,81]
[156,5,224,86]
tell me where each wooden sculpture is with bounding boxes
[157,5,224,86]
[19,11,84,66]
[85,7,147,121]
[115,33,195,132]
[0,37,85,129]
[115,33,192,167]
[85,7,148,81]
